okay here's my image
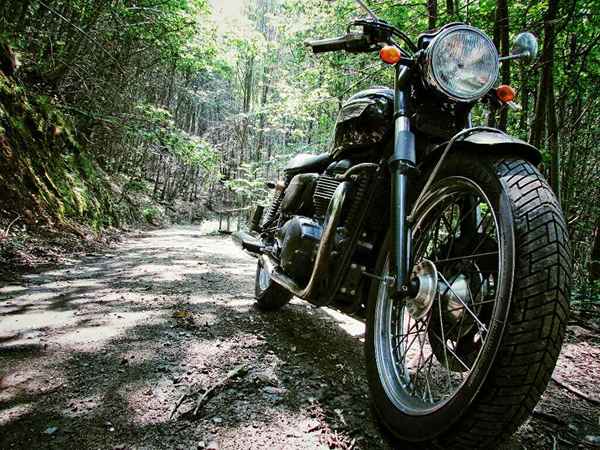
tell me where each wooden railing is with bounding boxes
[215,207,252,234]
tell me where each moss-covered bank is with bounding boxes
[0,68,119,230]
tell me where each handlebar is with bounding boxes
[305,35,349,53]
[305,33,375,54]
[305,19,417,58]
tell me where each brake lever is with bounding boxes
[345,33,378,53]
[350,18,417,55]
[349,19,394,48]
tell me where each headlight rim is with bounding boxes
[423,24,499,103]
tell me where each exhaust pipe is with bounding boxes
[269,181,350,304]
[232,230,263,255]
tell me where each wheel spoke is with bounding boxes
[412,352,434,398]
[453,294,470,348]
[374,179,502,413]
[431,215,442,257]
[392,316,420,349]
[439,197,480,261]
[471,213,497,255]
[430,330,471,371]
[438,272,489,336]
[458,196,482,233]
[392,327,422,349]
[433,251,498,265]
[395,319,426,362]
[437,290,453,390]
[423,352,435,402]
[440,208,457,259]
[447,298,495,313]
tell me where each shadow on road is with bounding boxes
[0,226,597,449]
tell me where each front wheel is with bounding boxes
[365,155,571,448]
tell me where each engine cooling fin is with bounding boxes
[314,176,343,217]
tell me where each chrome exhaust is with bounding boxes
[269,181,350,303]
[232,230,263,256]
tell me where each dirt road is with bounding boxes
[1,226,598,449]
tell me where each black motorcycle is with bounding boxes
[233,1,571,446]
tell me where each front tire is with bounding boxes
[365,155,571,448]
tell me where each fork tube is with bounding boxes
[390,65,415,293]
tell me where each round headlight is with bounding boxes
[424,25,499,102]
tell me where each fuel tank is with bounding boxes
[331,87,394,160]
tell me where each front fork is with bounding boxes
[390,65,416,293]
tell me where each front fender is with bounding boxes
[425,130,542,165]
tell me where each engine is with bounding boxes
[272,160,356,286]
[276,217,322,285]
[313,175,344,217]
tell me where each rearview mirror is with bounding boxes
[511,32,538,62]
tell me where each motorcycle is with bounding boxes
[233,1,571,446]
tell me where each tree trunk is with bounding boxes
[427,0,438,29]
[547,75,561,201]
[153,154,164,199]
[0,40,16,77]
[497,0,510,131]
[591,221,600,281]
[255,66,271,161]
[530,0,559,149]
[446,0,454,17]
[518,66,530,132]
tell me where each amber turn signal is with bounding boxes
[379,45,402,65]
[496,84,516,103]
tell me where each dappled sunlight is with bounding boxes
[1,227,589,449]
[0,286,27,296]
[322,307,366,338]
[0,403,33,426]
[0,361,65,408]
[209,410,326,449]
[1,311,76,335]
[0,0,593,443]
[59,394,104,419]
[222,298,255,310]
[51,312,161,350]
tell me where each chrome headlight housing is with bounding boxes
[423,25,499,102]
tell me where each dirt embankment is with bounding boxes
[0,226,598,449]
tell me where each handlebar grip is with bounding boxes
[305,35,348,54]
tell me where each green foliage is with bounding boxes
[142,206,162,224]
[124,179,149,194]
[206,0,599,291]
[225,163,271,205]
[127,103,220,171]
[0,72,118,229]
[1,0,598,289]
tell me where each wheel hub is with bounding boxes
[406,260,485,337]
[406,259,438,320]
[258,261,271,291]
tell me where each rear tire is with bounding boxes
[365,154,571,448]
[255,258,293,311]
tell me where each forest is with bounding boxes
[0,0,598,288]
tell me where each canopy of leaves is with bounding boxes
[1,0,598,287]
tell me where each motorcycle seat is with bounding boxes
[285,153,331,174]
